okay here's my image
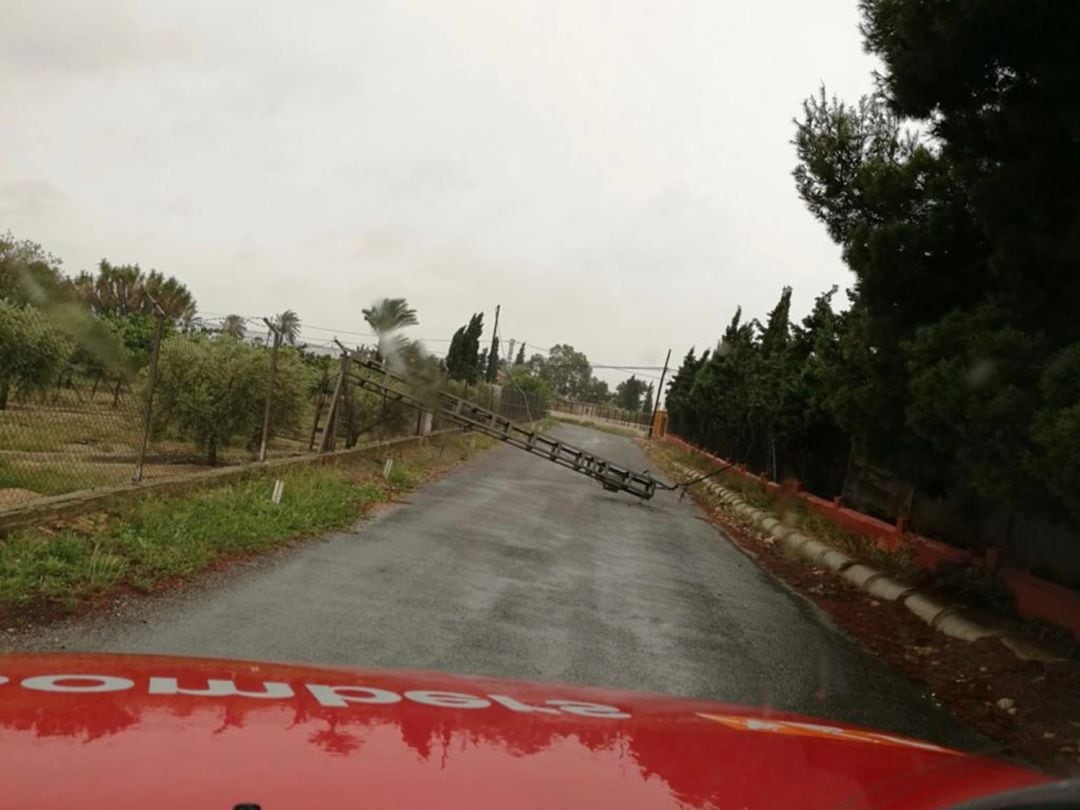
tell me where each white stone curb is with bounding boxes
[865,576,914,602]
[668,461,1061,660]
[841,564,881,589]
[820,549,853,572]
[932,610,998,642]
[902,591,952,626]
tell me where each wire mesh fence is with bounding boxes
[0,323,552,510]
[0,348,329,507]
[498,388,545,424]
[0,370,144,506]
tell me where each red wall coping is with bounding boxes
[802,494,900,547]
[1000,568,1080,640]
[665,433,1080,640]
[906,536,974,570]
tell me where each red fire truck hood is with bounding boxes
[0,653,1045,809]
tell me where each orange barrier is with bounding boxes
[651,409,669,438]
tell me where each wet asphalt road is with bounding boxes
[19,423,985,750]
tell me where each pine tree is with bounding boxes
[445,325,468,379]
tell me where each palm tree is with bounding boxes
[144,270,197,321]
[272,309,301,345]
[221,314,247,340]
[73,260,196,320]
[362,298,418,335]
[361,298,418,361]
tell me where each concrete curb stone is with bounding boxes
[999,636,1064,663]
[781,531,811,556]
[901,591,951,626]
[841,564,881,589]
[668,460,1050,658]
[933,610,997,642]
[769,524,796,542]
[820,549,853,572]
[797,537,830,563]
[864,575,916,602]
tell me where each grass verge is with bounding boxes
[0,431,496,625]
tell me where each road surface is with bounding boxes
[18,423,986,750]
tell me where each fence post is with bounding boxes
[133,307,166,483]
[258,319,282,463]
[416,409,433,436]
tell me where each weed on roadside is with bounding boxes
[0,431,493,624]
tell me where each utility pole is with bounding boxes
[307,361,332,451]
[258,317,282,462]
[319,343,351,453]
[647,348,671,439]
[487,304,500,382]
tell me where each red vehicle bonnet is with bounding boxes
[0,653,1047,809]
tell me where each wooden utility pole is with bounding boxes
[307,363,332,451]
[318,346,351,453]
[258,318,282,462]
[647,348,671,439]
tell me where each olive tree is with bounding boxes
[150,335,311,464]
[0,302,71,409]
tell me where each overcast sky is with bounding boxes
[1,0,877,387]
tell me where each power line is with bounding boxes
[600,368,665,381]
[590,364,667,371]
[201,312,661,375]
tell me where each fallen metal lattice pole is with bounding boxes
[347,358,660,500]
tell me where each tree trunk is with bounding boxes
[207,439,218,466]
[0,378,9,410]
